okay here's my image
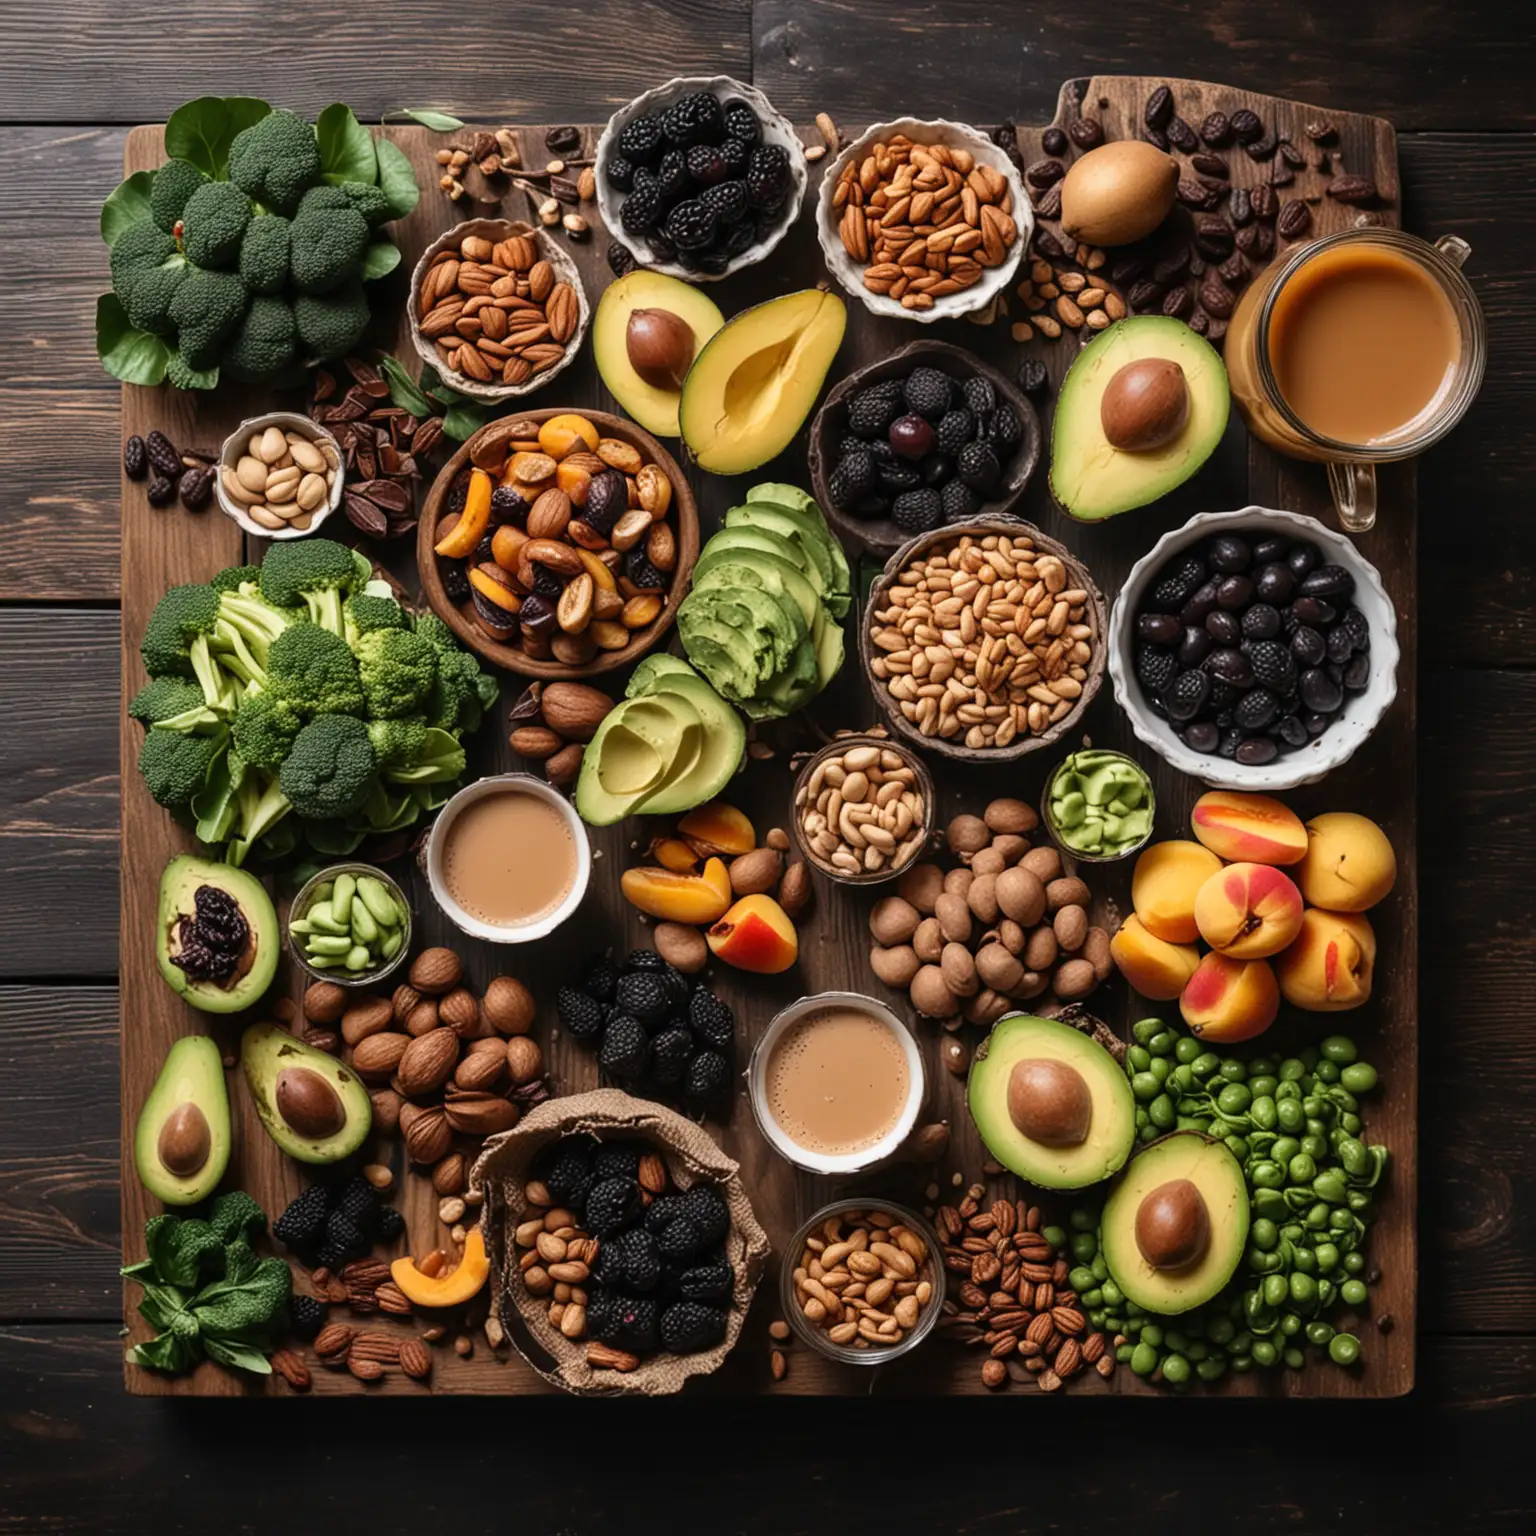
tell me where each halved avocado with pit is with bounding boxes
[134,1034,231,1206]
[1100,1130,1250,1314]
[967,1013,1135,1189]
[156,854,278,1014]
[241,1024,372,1165]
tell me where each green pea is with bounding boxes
[1134,1106,1150,1129]
[1100,1280,1123,1307]
[1305,1203,1331,1230]
[1252,1189,1288,1220]
[1175,1116,1204,1132]
[1306,1319,1335,1348]
[1300,1135,1330,1162]
[1081,1288,1104,1309]
[1214,1058,1244,1084]
[1172,1064,1195,1091]
[1279,1222,1304,1242]
[1342,1252,1365,1277]
[1161,1352,1190,1385]
[1341,1062,1378,1094]
[1290,1245,1316,1275]
[1340,1278,1369,1306]
[1148,1057,1172,1084]
[1071,1232,1097,1263]
[1249,1097,1278,1132]
[1298,1045,1319,1070]
[1149,1094,1176,1129]
[1275,1080,1302,1103]
[1302,1095,1326,1120]
[1217,1083,1252,1115]
[1329,1333,1361,1366]
[1127,1044,1152,1072]
[1249,1074,1278,1100]
[1147,1031,1176,1057]
[1289,1270,1318,1307]
[1314,1059,1341,1085]
[1247,1248,1282,1275]
[1250,1218,1279,1251]
[1329,1208,1355,1233]
[1330,1087,1359,1114]
[1271,1136,1301,1164]
[1341,1112,1363,1136]
[1192,1052,1221,1078]
[1230,1354,1254,1373]
[1347,1190,1374,1215]
[1069,1208,1098,1232]
[1284,1347,1306,1369]
[1088,1308,1108,1329]
[1140,1322,1163,1347]
[1124,1316,1142,1335]
[1104,1312,1126,1332]
[1314,1242,1339,1273]
[1208,1118,1233,1140]
[1251,1339,1278,1367]
[1279,1057,1306,1081]
[1117,1344,1135,1364]
[1175,1036,1201,1064]
[1318,1034,1356,1065]
[1279,1312,1302,1337]
[1037,1226,1063,1251]
[1139,1125,1157,1143]
[1251,1161,1285,1190]
[1262,1273,1288,1308]
[1276,1098,1305,1133]
[1224,1136,1250,1160]
[1288,1152,1317,1183]
[1091,1255,1108,1281]
[1132,1017,1164,1047]
[1131,1070,1161,1101]
[1069,1266,1097,1293]
[1131,1341,1159,1376]
[1314,1172,1348,1205]
[1196,1356,1226,1381]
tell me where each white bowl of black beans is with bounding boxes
[1107,507,1399,791]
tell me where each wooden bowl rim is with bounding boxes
[415,407,699,681]
[858,514,1106,762]
[807,338,1042,556]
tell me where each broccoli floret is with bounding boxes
[293,279,370,361]
[222,294,297,383]
[289,203,370,295]
[266,624,366,718]
[168,267,249,371]
[280,714,377,820]
[124,257,188,338]
[129,676,208,726]
[165,351,217,390]
[422,644,487,733]
[140,583,224,697]
[366,715,429,769]
[412,611,459,651]
[339,180,392,228]
[355,626,438,719]
[231,690,303,772]
[179,180,253,269]
[110,221,178,305]
[344,593,407,644]
[238,214,291,295]
[139,726,225,812]
[381,725,466,785]
[259,539,361,634]
[150,159,208,234]
[227,108,322,213]
[297,184,351,216]
[211,564,261,596]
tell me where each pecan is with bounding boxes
[271,1349,311,1391]
[1052,1306,1086,1336]
[587,1341,640,1372]
[1054,1338,1083,1377]
[349,1331,402,1365]
[1081,1332,1107,1364]
[1327,174,1379,205]
[314,1323,356,1362]
[375,1282,413,1316]
[348,1356,385,1382]
[399,1338,433,1380]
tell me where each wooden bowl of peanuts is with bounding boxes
[407,218,589,403]
[860,517,1107,762]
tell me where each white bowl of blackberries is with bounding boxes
[1109,508,1399,791]
[595,75,808,282]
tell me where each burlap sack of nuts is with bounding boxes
[471,1088,769,1396]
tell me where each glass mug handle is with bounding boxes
[1327,462,1376,534]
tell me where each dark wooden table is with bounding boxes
[1,1,1532,1528]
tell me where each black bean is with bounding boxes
[1180,579,1222,626]
[1042,126,1068,156]
[1291,626,1327,667]
[1343,653,1372,692]
[1327,626,1356,665]
[1254,562,1296,604]
[1208,534,1251,572]
[1179,626,1214,667]
[1184,721,1221,753]
[1278,715,1309,748]
[1291,595,1337,627]
[1287,541,1321,577]
[1300,564,1356,600]
[1206,647,1254,687]
[1304,711,1332,738]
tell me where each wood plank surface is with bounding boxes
[111,82,1417,1398]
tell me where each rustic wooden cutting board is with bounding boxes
[119,74,1413,1397]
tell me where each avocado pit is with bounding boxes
[275,1065,346,1140]
[1007,1056,1093,1147]
[156,1100,212,1177]
[1101,358,1190,452]
[626,307,696,391]
[1135,1177,1211,1270]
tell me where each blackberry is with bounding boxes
[903,366,953,420]
[615,970,672,1028]
[624,948,669,972]
[962,375,998,416]
[656,962,690,1009]
[834,446,877,494]
[376,1204,405,1241]
[1136,645,1178,695]
[595,1227,661,1293]
[700,178,750,224]
[957,440,1001,492]
[941,479,981,522]
[558,984,606,1042]
[686,143,729,187]
[650,1026,695,1085]
[620,179,666,236]
[935,408,975,455]
[446,479,469,517]
[273,1185,330,1252]
[877,459,923,493]
[585,1176,643,1238]
[288,1293,327,1342]
[600,1014,651,1080]
[1017,357,1049,396]
[597,1291,659,1352]
[324,1211,368,1261]
[316,1242,349,1271]
[626,550,669,592]
[661,1300,728,1353]
[1241,602,1282,641]
[745,144,791,207]
[605,154,636,193]
[1149,557,1209,611]
[543,1141,595,1207]
[1245,639,1296,691]
[618,114,667,167]
[723,218,758,256]
[678,1261,733,1302]
[656,1215,706,1260]
[662,91,725,149]
[584,956,620,1002]
[338,1177,382,1235]
[892,488,943,534]
[1164,669,1212,722]
[1234,687,1280,730]
[848,381,903,436]
[983,404,1022,450]
[919,453,953,488]
[646,227,677,263]
[439,560,469,605]
[684,1048,732,1107]
[592,1145,641,1184]
[719,136,750,177]
[645,1195,687,1235]
[722,99,762,146]
[687,988,735,1051]
[678,1186,729,1246]
[586,1287,621,1340]
[753,201,787,238]
[849,491,892,519]
[655,150,690,206]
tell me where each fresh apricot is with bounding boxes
[1276,909,1376,1011]
[678,801,756,857]
[1130,840,1223,944]
[620,857,731,925]
[1190,790,1308,866]
[537,413,600,459]
[707,893,798,974]
[1193,862,1305,960]
[1179,953,1280,1042]
[1109,915,1201,1001]
[1295,813,1397,913]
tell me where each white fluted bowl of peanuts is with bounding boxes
[216,413,344,539]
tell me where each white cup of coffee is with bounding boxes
[426,773,591,943]
[748,991,925,1175]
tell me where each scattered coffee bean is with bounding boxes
[1143,85,1174,131]
[1041,126,1068,156]
[1199,111,1232,146]
[1245,131,1279,161]
[1167,117,1198,153]
[1161,285,1192,319]
[1191,152,1229,179]
[1269,164,1296,187]
[1304,120,1337,142]
[1068,117,1104,149]
[1277,199,1313,240]
[1227,187,1252,227]
[1327,174,1380,205]
[1249,183,1279,221]
[1230,109,1264,144]
[1278,139,1306,168]
[1142,126,1169,152]
[1026,158,1066,187]
[544,125,582,155]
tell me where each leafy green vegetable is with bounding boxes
[96,294,169,385]
[395,107,465,131]
[362,240,402,280]
[317,101,378,186]
[101,171,155,246]
[379,355,436,418]
[165,95,273,178]
[374,137,422,219]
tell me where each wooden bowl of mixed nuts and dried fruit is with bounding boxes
[417,408,698,680]
[408,219,589,402]
[860,518,1105,761]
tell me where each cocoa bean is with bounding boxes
[1277,199,1313,240]
[1143,85,1174,130]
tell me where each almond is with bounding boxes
[401,1103,453,1164]
[444,1094,520,1136]
[303,981,348,1025]
[539,682,612,743]
[504,1035,543,1085]
[432,1151,467,1196]
[341,995,394,1046]
[510,725,564,760]
[778,860,813,919]
[351,1031,410,1082]
[369,1087,403,1134]
[456,1049,506,1092]
[409,947,462,995]
[527,487,573,540]
[546,282,579,343]
[482,975,535,1035]
[729,846,783,896]
[586,1341,639,1372]
[638,1152,669,1194]
[391,982,423,1024]
[405,998,442,1036]
[439,986,481,1037]
[397,1028,460,1097]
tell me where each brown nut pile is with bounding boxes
[307,1323,435,1386]
[934,1183,1114,1392]
[866,797,1114,1044]
[795,740,929,880]
[834,135,1019,311]
[1011,256,1126,343]
[124,429,217,512]
[507,680,616,789]
[512,1192,601,1345]
[869,530,1097,750]
[302,947,546,1196]
[417,228,581,387]
[791,1207,936,1351]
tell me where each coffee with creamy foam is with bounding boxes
[764,1005,912,1158]
[440,789,576,928]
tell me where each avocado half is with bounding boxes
[156,854,279,1014]
[134,1035,232,1206]
[1050,316,1230,521]
[1100,1130,1250,1314]
[967,1013,1135,1189]
[241,1023,372,1164]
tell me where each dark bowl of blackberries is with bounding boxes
[595,75,808,282]
[808,339,1041,553]
[1109,508,1399,791]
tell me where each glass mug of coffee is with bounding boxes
[1225,224,1485,533]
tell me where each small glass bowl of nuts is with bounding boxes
[216,412,344,539]
[781,1200,945,1365]
[791,734,935,885]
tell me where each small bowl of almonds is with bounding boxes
[216,413,343,539]
[781,1200,944,1364]
[408,218,589,403]
[791,734,934,885]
